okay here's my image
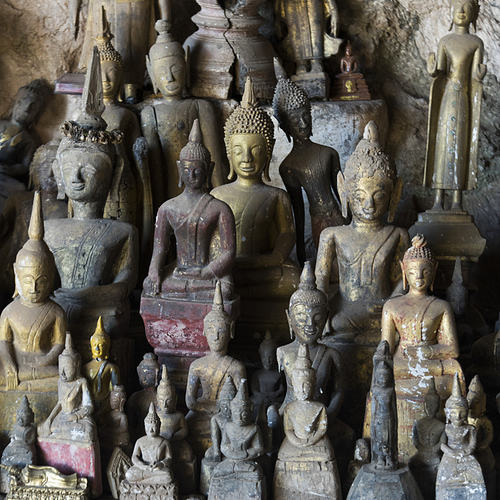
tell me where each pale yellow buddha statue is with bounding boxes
[211,77,300,300]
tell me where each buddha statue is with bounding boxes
[0,191,66,392]
[273,59,343,267]
[425,0,486,211]
[408,378,446,500]
[316,120,409,342]
[467,375,495,499]
[436,373,486,500]
[44,47,139,343]
[143,119,236,300]
[211,77,300,302]
[185,283,246,459]
[141,0,225,207]
[381,234,462,462]
[344,439,370,493]
[208,379,265,500]
[156,365,197,495]
[82,317,120,427]
[126,352,160,443]
[274,344,341,500]
[99,385,130,453]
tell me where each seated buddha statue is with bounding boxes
[0,191,66,392]
[44,47,138,342]
[316,121,409,343]
[143,119,236,300]
[211,77,300,300]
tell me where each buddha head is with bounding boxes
[94,7,123,104]
[224,77,275,182]
[446,257,468,316]
[292,344,316,402]
[371,340,394,389]
[424,377,441,418]
[344,40,353,58]
[144,402,161,437]
[450,0,479,32]
[16,396,35,429]
[10,79,50,128]
[90,317,110,361]
[287,262,328,346]
[354,438,369,462]
[339,121,403,223]
[401,234,438,292]
[137,353,160,391]
[14,191,55,304]
[157,365,177,414]
[110,385,127,412]
[445,372,468,426]
[59,333,82,383]
[177,119,213,191]
[29,140,61,193]
[374,360,393,388]
[231,380,253,427]
[258,331,277,370]
[203,281,234,355]
[217,375,237,420]
[146,0,187,100]
[273,58,311,143]
[467,375,486,419]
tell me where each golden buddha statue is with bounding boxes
[82,317,120,426]
[425,0,486,211]
[44,47,139,342]
[0,191,66,392]
[211,77,300,301]
[315,121,409,342]
[141,0,225,208]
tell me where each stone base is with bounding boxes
[331,73,371,101]
[37,439,102,498]
[347,464,424,500]
[119,479,178,500]
[0,390,58,446]
[200,458,219,496]
[292,71,330,99]
[208,471,266,500]
[274,459,342,499]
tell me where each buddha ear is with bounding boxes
[431,261,439,292]
[146,56,158,95]
[52,160,66,201]
[185,46,191,91]
[337,171,348,219]
[108,154,124,203]
[177,161,184,188]
[388,177,403,223]
[228,160,236,182]
[400,260,407,291]
[285,309,294,340]
[207,161,215,190]
[230,320,235,339]
[262,150,272,183]
[12,263,19,299]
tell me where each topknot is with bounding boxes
[179,119,211,166]
[403,234,436,264]
[94,7,123,66]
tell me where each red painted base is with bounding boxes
[37,438,102,498]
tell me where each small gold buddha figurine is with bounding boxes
[467,375,495,498]
[0,191,66,392]
[436,372,486,500]
[274,344,341,500]
[45,47,138,342]
[16,464,88,491]
[211,77,300,301]
[316,120,409,342]
[185,282,246,459]
[82,317,120,427]
[143,119,236,300]
[38,334,97,444]
[141,0,225,207]
[156,365,197,495]
[273,59,343,267]
[425,0,486,211]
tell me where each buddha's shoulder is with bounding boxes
[45,218,137,238]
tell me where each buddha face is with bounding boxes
[354,439,369,461]
[59,356,78,382]
[13,95,39,126]
[205,318,232,354]
[177,159,208,191]
[293,376,314,401]
[259,347,275,370]
[289,303,327,345]
[91,337,109,361]
[159,392,176,413]
[283,106,312,142]
[229,134,268,180]
[446,407,467,426]
[231,405,252,427]
[347,177,393,223]
[14,263,52,304]
[218,399,232,420]
[448,290,468,316]
[137,361,159,390]
[375,365,391,387]
[424,397,440,418]
[58,149,113,203]
[403,259,435,293]
[467,396,485,418]
[145,421,159,437]
[110,391,126,412]
[101,60,123,102]
[452,0,476,27]
[153,56,186,98]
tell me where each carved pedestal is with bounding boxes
[6,483,89,500]
[200,457,219,496]
[207,465,266,500]
[292,72,330,100]
[37,439,102,498]
[119,479,178,500]
[331,73,371,101]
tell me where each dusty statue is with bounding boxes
[120,403,178,500]
[344,439,370,493]
[156,365,197,495]
[82,317,120,427]
[382,234,462,462]
[185,282,246,459]
[143,119,236,300]
[208,379,265,500]
[44,47,138,343]
[99,385,130,453]
[0,190,66,392]
[141,0,225,207]
[273,59,343,267]
[436,373,486,500]
[316,120,409,342]
[425,0,486,211]
[211,77,300,301]
[274,344,341,500]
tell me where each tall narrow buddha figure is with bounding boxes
[425,0,486,211]
[44,47,139,342]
